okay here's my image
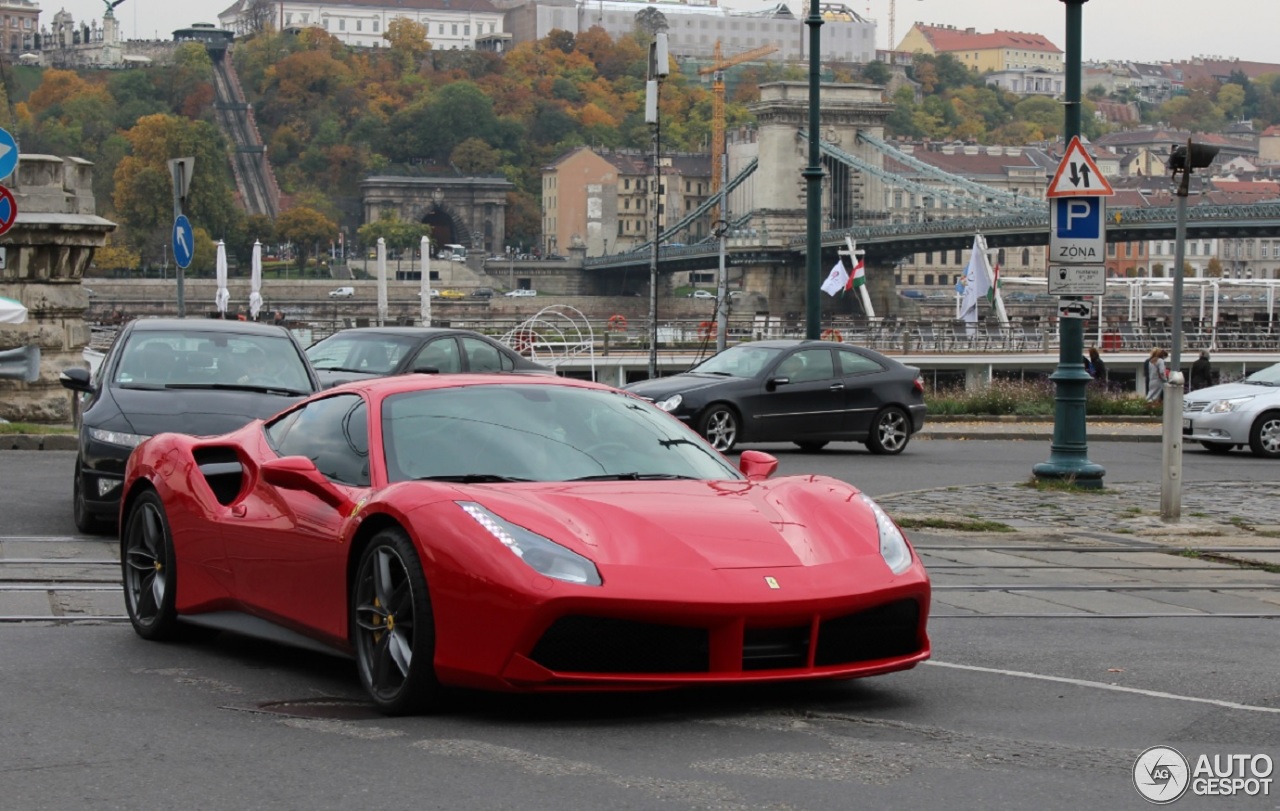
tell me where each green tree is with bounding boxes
[277,206,338,274]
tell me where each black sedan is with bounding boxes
[59,318,320,533]
[305,327,551,388]
[624,339,926,454]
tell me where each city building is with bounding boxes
[218,0,505,51]
[896,23,1062,74]
[0,0,39,54]
[500,0,874,63]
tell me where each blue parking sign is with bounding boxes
[1055,198,1101,239]
[1050,196,1106,264]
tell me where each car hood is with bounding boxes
[440,476,886,571]
[625,373,740,400]
[106,386,303,436]
[1186,381,1280,404]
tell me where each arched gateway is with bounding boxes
[360,173,515,256]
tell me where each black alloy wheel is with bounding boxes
[698,405,740,453]
[866,407,911,455]
[352,528,440,715]
[122,490,183,640]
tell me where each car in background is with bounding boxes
[305,326,551,388]
[1184,362,1280,457]
[118,373,930,714]
[505,288,537,297]
[328,287,355,298]
[898,290,926,300]
[1233,293,1254,302]
[689,290,715,299]
[625,339,926,454]
[472,288,494,299]
[438,289,466,300]
[58,319,320,533]
[1141,291,1170,301]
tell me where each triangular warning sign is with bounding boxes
[1046,136,1115,198]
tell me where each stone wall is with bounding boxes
[0,156,116,423]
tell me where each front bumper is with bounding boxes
[1182,409,1249,445]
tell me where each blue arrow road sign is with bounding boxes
[0,129,18,181]
[173,215,194,269]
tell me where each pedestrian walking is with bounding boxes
[1190,350,1214,391]
[1146,347,1168,403]
[1087,346,1107,383]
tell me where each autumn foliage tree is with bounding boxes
[276,206,338,274]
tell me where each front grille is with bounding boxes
[742,625,810,671]
[530,616,709,674]
[1184,401,1208,413]
[815,600,921,667]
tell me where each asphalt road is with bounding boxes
[2,445,1278,810]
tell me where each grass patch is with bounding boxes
[1176,548,1280,574]
[0,422,74,435]
[895,516,1015,533]
[1119,506,1144,516]
[1020,477,1108,494]
[1228,516,1255,530]
[1188,511,1209,518]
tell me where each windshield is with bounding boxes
[114,330,313,392]
[688,345,784,378]
[382,384,741,483]
[1244,363,1280,386]
[307,333,420,374]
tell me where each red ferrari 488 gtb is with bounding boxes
[120,374,931,714]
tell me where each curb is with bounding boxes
[919,430,1158,442]
[0,434,78,451]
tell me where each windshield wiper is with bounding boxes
[415,474,534,483]
[314,366,371,374]
[165,383,309,396]
[115,382,166,390]
[567,473,697,481]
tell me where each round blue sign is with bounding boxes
[0,129,18,182]
[173,215,194,269]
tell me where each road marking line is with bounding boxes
[927,660,1280,714]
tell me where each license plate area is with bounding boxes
[1182,418,1192,433]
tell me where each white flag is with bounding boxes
[820,260,849,297]
[959,235,990,323]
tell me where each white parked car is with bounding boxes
[328,287,355,298]
[689,290,715,299]
[504,289,537,297]
[1140,291,1170,301]
[1184,362,1280,457]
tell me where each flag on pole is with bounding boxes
[820,260,849,297]
[987,263,1000,304]
[959,235,990,323]
[844,259,866,292]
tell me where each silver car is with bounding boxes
[1183,363,1280,457]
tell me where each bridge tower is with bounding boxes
[747,82,893,243]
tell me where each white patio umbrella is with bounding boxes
[249,241,264,320]
[0,295,27,325]
[215,241,230,317]
[419,236,431,327]
[376,237,388,327]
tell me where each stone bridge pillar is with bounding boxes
[747,82,894,243]
[0,155,116,423]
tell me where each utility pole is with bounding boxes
[716,152,729,353]
[646,33,668,378]
[803,1,824,340]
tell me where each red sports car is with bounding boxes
[120,375,931,715]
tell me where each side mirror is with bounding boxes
[261,456,355,514]
[766,376,790,392]
[59,366,94,393]
[739,450,778,481]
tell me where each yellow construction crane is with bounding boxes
[699,42,778,210]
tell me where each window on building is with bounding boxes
[907,274,916,285]
[924,274,934,286]
[356,20,362,31]
[439,24,444,34]
[464,25,470,35]
[924,252,933,265]
[373,20,379,32]
[452,24,458,35]
[1022,248,1031,265]
[953,249,961,264]
[1125,243,1132,257]
[338,18,345,30]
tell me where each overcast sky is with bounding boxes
[51,0,1275,65]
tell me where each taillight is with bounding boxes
[913,376,925,394]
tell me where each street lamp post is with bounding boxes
[646,33,669,379]
[803,1,824,340]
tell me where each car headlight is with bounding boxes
[858,493,912,575]
[655,394,683,412]
[1208,396,1254,414]
[88,428,150,449]
[459,502,602,586]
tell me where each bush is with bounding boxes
[928,378,1150,417]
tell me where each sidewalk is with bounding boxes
[920,415,1161,442]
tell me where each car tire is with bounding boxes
[1200,441,1233,454]
[795,441,829,452]
[73,461,111,536]
[698,405,740,453]
[865,407,911,455]
[121,490,184,641]
[1248,412,1280,458]
[351,527,441,715]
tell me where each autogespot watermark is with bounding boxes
[1133,746,1274,804]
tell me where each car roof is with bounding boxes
[318,327,462,338]
[128,318,293,337]
[327,372,615,398]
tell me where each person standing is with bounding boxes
[1146,347,1167,402]
[1088,346,1107,383]
[1190,350,1214,391]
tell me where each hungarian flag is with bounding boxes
[987,263,1000,303]
[844,259,866,292]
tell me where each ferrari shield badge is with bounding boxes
[764,576,780,590]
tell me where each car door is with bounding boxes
[460,336,516,373]
[836,348,891,435]
[228,393,370,639]
[408,337,462,374]
[744,348,843,441]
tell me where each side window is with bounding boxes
[837,349,885,376]
[265,394,370,486]
[411,338,461,373]
[775,349,835,384]
[461,337,512,372]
